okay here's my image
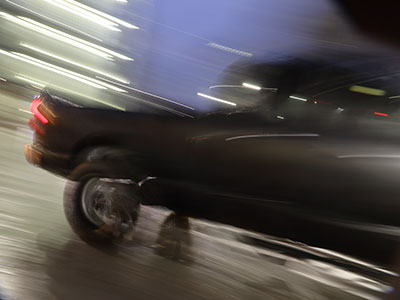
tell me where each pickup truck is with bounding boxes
[25,59,400,274]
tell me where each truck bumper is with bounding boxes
[25,144,71,177]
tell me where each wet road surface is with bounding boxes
[0,92,396,300]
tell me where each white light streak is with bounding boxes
[55,89,125,111]
[277,115,284,119]
[209,84,277,92]
[226,134,319,141]
[197,93,236,106]
[12,52,108,89]
[42,0,121,31]
[290,95,307,102]
[207,42,252,57]
[242,82,261,90]
[0,49,106,89]
[0,13,110,59]
[5,0,103,42]
[97,76,195,110]
[0,77,6,82]
[21,43,129,84]
[311,247,399,277]
[0,12,132,60]
[209,84,244,89]
[15,75,45,88]
[15,53,126,92]
[21,17,133,60]
[62,0,139,29]
[18,108,33,115]
[17,74,125,111]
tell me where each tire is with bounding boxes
[63,161,142,245]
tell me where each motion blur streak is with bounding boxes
[290,95,308,101]
[207,42,253,57]
[18,108,33,115]
[15,76,46,89]
[121,93,194,117]
[226,134,320,141]
[242,82,262,90]
[96,76,195,110]
[312,248,399,277]
[60,0,139,29]
[5,0,104,42]
[0,12,112,60]
[0,50,105,89]
[337,155,400,159]
[374,112,388,117]
[349,85,386,96]
[20,17,133,61]
[21,44,129,84]
[41,0,122,31]
[209,85,277,92]
[197,93,237,106]
[209,85,243,89]
[0,50,103,89]
[13,53,126,92]
[2,1,400,299]
[0,12,133,61]
[17,74,125,110]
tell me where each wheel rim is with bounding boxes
[81,177,137,235]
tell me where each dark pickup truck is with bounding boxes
[25,59,400,276]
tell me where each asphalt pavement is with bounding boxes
[0,91,396,300]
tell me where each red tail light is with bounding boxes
[28,118,44,135]
[31,98,48,124]
[374,112,388,117]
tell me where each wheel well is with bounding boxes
[71,134,130,164]
[72,136,121,156]
[71,146,150,183]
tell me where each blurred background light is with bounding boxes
[197,92,237,106]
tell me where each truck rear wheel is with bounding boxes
[64,161,142,245]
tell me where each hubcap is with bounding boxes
[81,177,137,236]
